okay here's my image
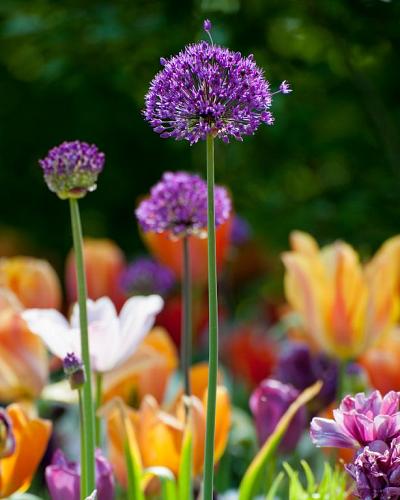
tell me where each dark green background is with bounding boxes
[1,0,399,273]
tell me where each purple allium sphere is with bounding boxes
[39,140,105,199]
[121,257,176,296]
[135,171,232,238]
[144,38,290,144]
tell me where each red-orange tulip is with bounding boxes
[0,308,48,402]
[66,238,126,310]
[0,257,61,310]
[142,217,232,284]
[0,403,52,498]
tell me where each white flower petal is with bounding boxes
[22,309,74,360]
[116,295,164,367]
[88,318,120,372]
[70,297,118,328]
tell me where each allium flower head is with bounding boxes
[310,390,400,449]
[39,140,105,199]
[144,23,290,144]
[121,257,176,296]
[135,171,231,238]
[63,353,85,390]
[346,439,400,499]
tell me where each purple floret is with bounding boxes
[121,257,176,296]
[144,40,290,144]
[135,171,231,237]
[39,140,105,198]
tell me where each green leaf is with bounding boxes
[265,471,284,500]
[143,467,178,500]
[238,381,322,500]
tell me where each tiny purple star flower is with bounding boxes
[39,140,105,199]
[203,19,212,33]
[135,171,231,238]
[279,80,292,94]
[144,22,291,144]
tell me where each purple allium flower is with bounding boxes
[230,215,252,246]
[63,352,86,390]
[275,342,338,415]
[203,19,212,33]
[250,378,306,453]
[120,257,176,296]
[39,140,105,199]
[135,171,231,238]
[346,439,400,499]
[0,408,15,458]
[144,30,290,144]
[46,449,115,500]
[310,391,400,450]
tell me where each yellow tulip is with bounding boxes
[0,403,52,498]
[0,257,61,310]
[104,364,231,488]
[282,231,399,360]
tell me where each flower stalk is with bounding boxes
[181,236,192,397]
[95,373,103,446]
[69,198,96,498]
[203,134,218,499]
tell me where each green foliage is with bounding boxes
[282,460,348,500]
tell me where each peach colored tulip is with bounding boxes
[104,364,231,487]
[360,327,400,393]
[66,238,126,310]
[102,327,178,405]
[0,257,61,310]
[0,308,48,401]
[282,231,399,360]
[142,217,232,284]
[0,403,52,498]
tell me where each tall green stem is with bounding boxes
[78,389,87,498]
[181,236,192,397]
[69,198,96,497]
[95,373,103,446]
[203,134,218,500]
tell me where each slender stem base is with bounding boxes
[69,199,96,497]
[181,236,192,397]
[95,373,103,446]
[78,389,87,498]
[203,134,218,500]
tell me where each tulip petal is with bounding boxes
[310,417,359,448]
[22,309,73,360]
[71,297,118,329]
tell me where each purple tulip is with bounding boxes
[46,449,115,500]
[310,390,400,450]
[250,379,306,452]
[275,342,338,415]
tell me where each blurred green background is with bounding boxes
[1,0,399,273]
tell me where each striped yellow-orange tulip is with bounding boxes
[104,364,231,488]
[0,403,51,498]
[282,231,400,360]
[102,327,178,405]
[0,257,61,310]
[0,307,48,401]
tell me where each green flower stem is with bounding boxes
[69,198,96,497]
[181,236,192,397]
[78,389,87,499]
[203,134,218,500]
[95,373,103,446]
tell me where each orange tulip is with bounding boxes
[0,308,48,401]
[0,403,52,497]
[104,364,231,487]
[66,238,126,310]
[102,327,178,405]
[282,231,399,360]
[0,257,61,310]
[142,217,232,284]
[360,327,400,393]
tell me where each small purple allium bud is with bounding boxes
[279,80,292,94]
[39,140,105,199]
[250,379,306,453]
[0,409,15,458]
[120,257,176,296]
[63,352,86,390]
[144,21,290,144]
[135,171,231,238]
[203,19,212,33]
